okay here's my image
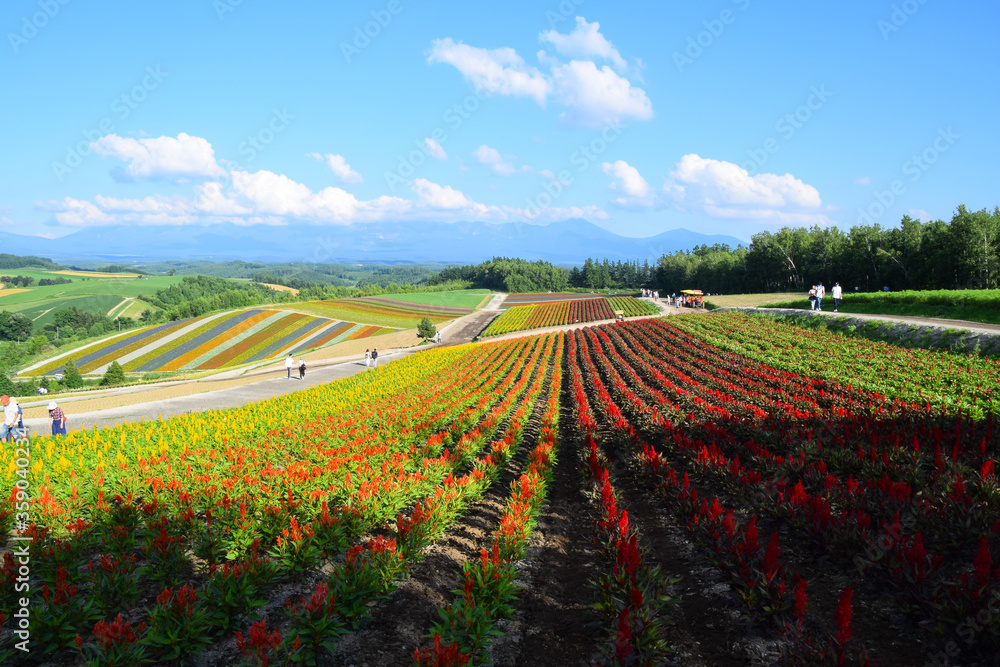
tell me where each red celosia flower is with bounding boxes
[793,576,807,624]
[836,588,853,648]
[974,537,992,588]
[762,532,780,579]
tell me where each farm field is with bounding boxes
[1,313,998,664]
[22,309,392,376]
[377,288,493,310]
[481,296,655,337]
[292,296,472,329]
[0,272,182,326]
[500,291,636,309]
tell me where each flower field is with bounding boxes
[1,311,998,664]
[500,292,635,308]
[300,297,472,329]
[481,297,656,337]
[25,310,392,376]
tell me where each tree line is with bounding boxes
[652,205,1000,294]
[430,206,1000,296]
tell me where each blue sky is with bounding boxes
[1,0,997,244]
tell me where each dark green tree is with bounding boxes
[417,317,437,341]
[100,360,127,387]
[0,311,32,342]
[62,359,84,389]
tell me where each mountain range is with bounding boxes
[0,220,745,265]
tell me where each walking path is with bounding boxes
[483,292,507,310]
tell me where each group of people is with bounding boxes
[807,282,843,312]
[1,394,68,439]
[639,288,660,300]
[284,354,307,379]
[364,348,379,368]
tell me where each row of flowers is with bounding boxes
[0,335,562,663]
[414,335,564,665]
[482,298,618,337]
[568,326,865,664]
[572,317,1000,661]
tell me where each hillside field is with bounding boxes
[23,308,392,376]
[2,313,998,664]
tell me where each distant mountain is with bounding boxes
[0,220,744,265]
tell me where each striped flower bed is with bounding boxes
[27,310,393,376]
[500,292,636,309]
[481,298,617,337]
[318,297,469,324]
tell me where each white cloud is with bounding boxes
[550,60,652,127]
[540,17,628,73]
[410,178,475,210]
[424,137,447,160]
[427,38,550,105]
[854,176,871,185]
[90,133,227,181]
[908,208,932,221]
[309,153,363,184]
[429,21,653,129]
[41,167,606,228]
[602,160,652,207]
[472,145,529,176]
[662,154,827,224]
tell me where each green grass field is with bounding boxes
[0,273,182,325]
[378,289,492,309]
[761,289,1000,325]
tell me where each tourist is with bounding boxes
[832,282,843,312]
[298,358,306,380]
[48,401,67,436]
[285,353,295,379]
[364,349,371,368]
[808,285,817,310]
[0,395,18,442]
[371,347,379,367]
[815,283,826,311]
[436,331,442,343]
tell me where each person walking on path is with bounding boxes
[815,283,826,311]
[364,349,371,368]
[832,283,843,312]
[48,401,67,436]
[285,354,295,379]
[371,347,379,367]
[436,331,442,343]
[1,395,19,442]
[808,285,817,310]
[298,358,306,380]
